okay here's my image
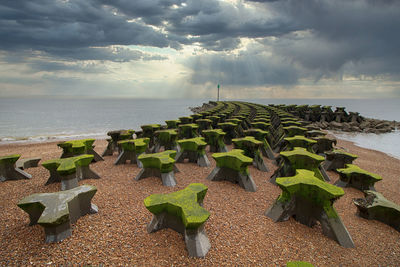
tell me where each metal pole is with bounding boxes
[217,84,220,101]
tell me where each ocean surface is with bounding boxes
[0,97,399,159]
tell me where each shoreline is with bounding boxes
[1,137,400,266]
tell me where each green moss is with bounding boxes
[309,105,321,109]
[155,129,178,144]
[232,115,247,120]
[206,115,220,122]
[42,155,94,176]
[191,114,203,121]
[226,118,241,124]
[253,118,271,124]
[144,183,210,229]
[244,129,273,151]
[141,124,161,130]
[281,121,302,127]
[202,129,226,147]
[177,137,207,153]
[0,154,21,165]
[276,169,344,218]
[280,147,325,180]
[119,130,135,140]
[232,136,263,158]
[244,129,268,139]
[57,139,95,154]
[251,122,271,131]
[118,140,135,151]
[212,149,253,174]
[178,116,193,124]
[178,123,199,138]
[138,150,176,173]
[286,261,314,267]
[165,120,181,129]
[196,119,212,123]
[283,126,308,137]
[284,135,317,151]
[118,138,150,153]
[218,122,238,128]
[337,164,382,184]
[328,149,358,160]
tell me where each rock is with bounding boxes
[363,128,375,133]
[359,121,370,130]
[348,121,359,127]
[321,121,329,129]
[348,126,359,132]
[377,127,391,134]
[375,122,390,129]
[342,123,351,132]
[330,121,343,129]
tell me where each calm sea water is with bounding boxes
[0,97,399,159]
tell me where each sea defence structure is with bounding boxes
[144,183,211,257]
[12,99,397,264]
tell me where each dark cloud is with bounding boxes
[263,0,400,79]
[0,0,170,55]
[0,0,399,91]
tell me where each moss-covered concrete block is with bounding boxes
[283,126,308,137]
[265,169,354,248]
[191,114,203,122]
[271,147,329,184]
[17,184,98,243]
[138,150,177,173]
[207,149,256,192]
[144,183,211,257]
[217,122,239,145]
[179,116,193,124]
[196,119,213,133]
[42,154,99,190]
[178,123,199,139]
[281,121,302,127]
[336,164,382,191]
[305,130,326,138]
[322,149,358,171]
[58,139,103,162]
[312,136,337,155]
[244,129,275,160]
[115,138,150,166]
[353,190,400,232]
[284,135,317,152]
[165,119,181,129]
[232,136,268,172]
[141,124,161,150]
[154,129,178,152]
[176,137,210,167]
[206,115,220,128]
[136,150,178,186]
[0,154,32,181]
[202,129,228,153]
[253,118,270,124]
[251,121,272,131]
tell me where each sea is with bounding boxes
[0,97,399,159]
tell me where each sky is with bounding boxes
[0,0,399,99]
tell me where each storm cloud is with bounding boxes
[0,0,399,97]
